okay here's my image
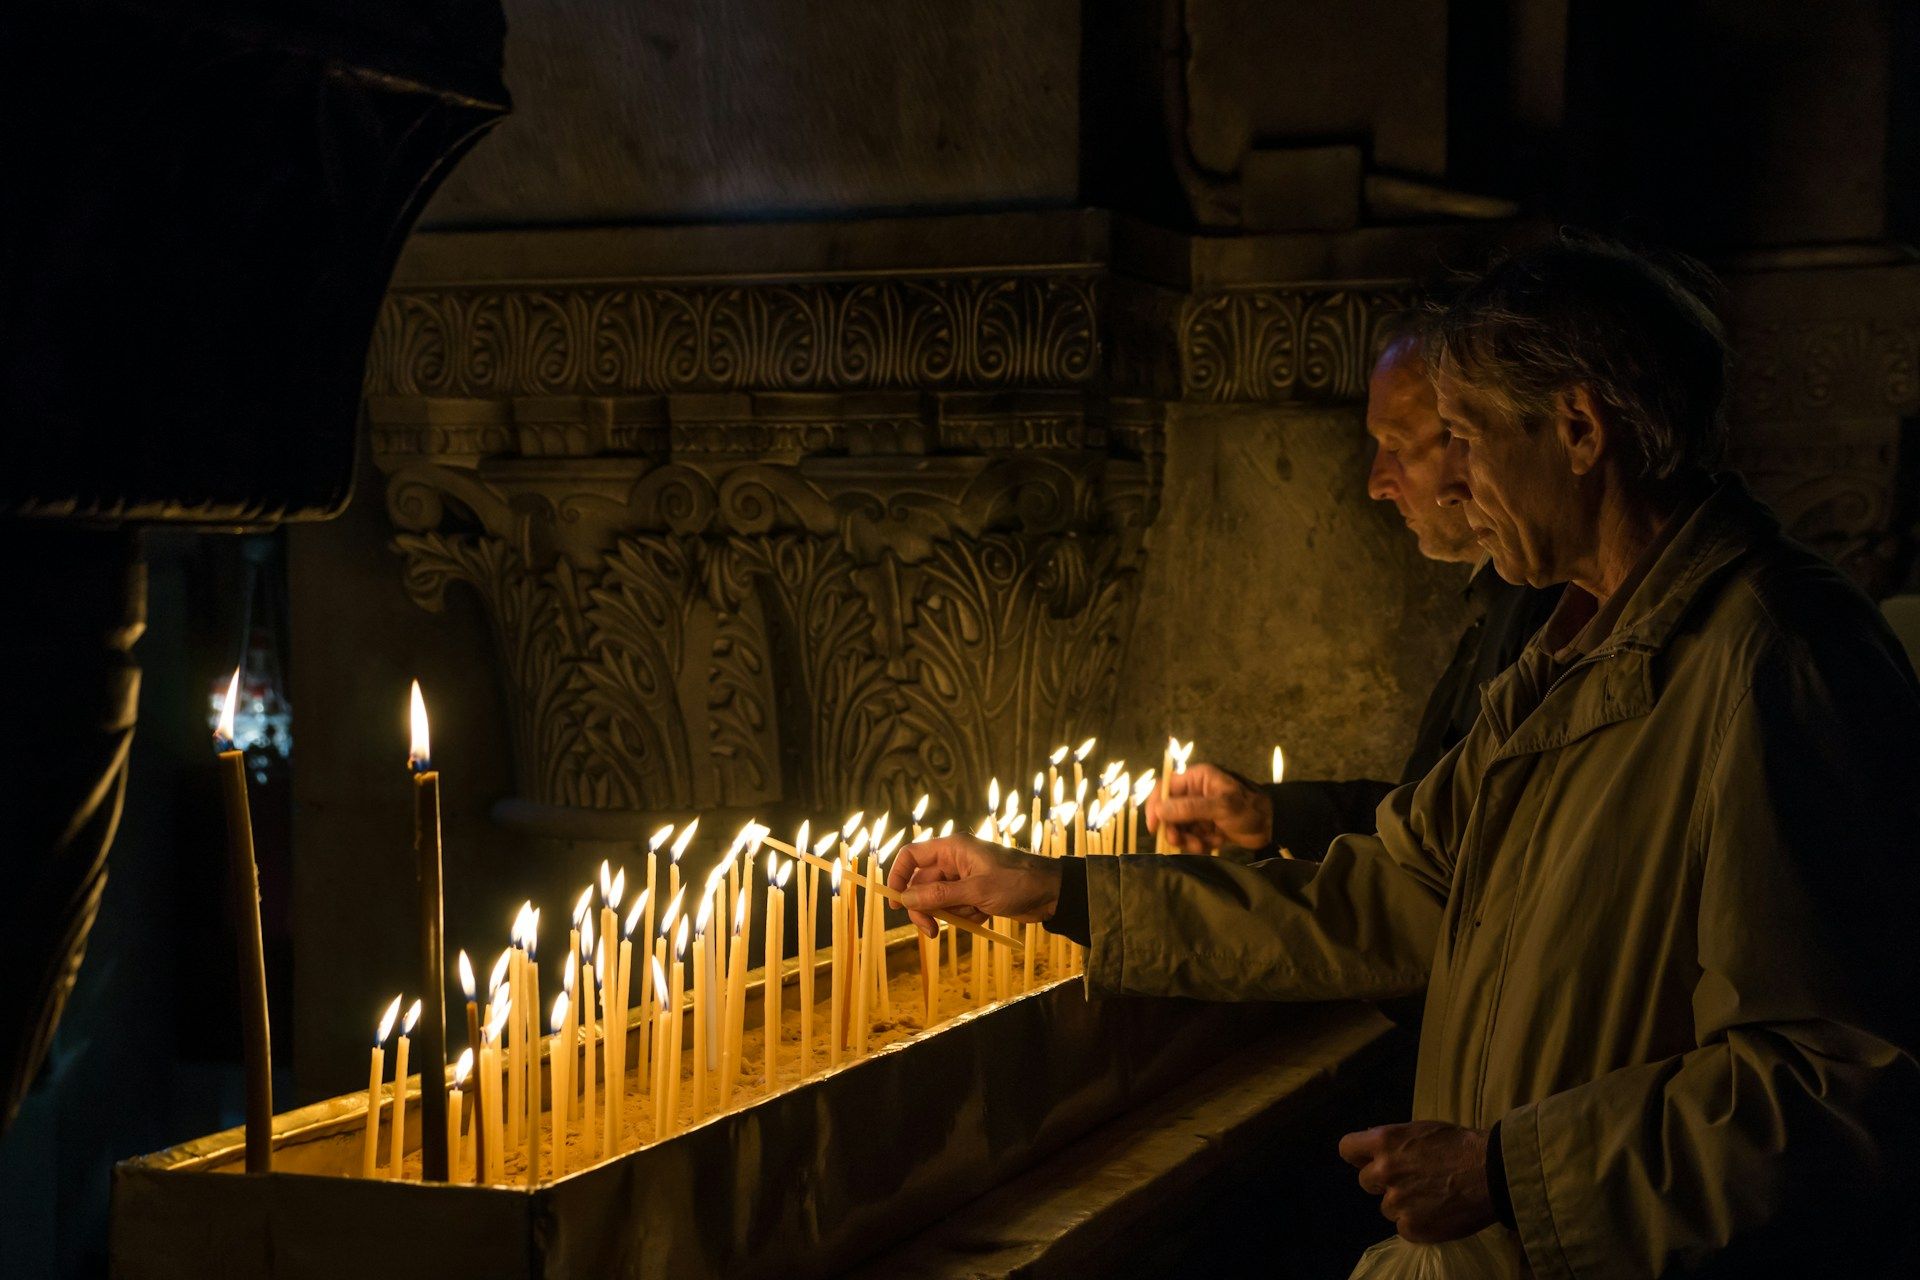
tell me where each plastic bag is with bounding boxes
[1346,1227,1527,1280]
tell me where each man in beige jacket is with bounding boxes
[891,237,1920,1277]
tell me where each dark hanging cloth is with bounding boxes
[1261,566,1560,859]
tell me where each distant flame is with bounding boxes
[912,794,928,822]
[830,860,843,896]
[733,886,748,933]
[610,867,626,911]
[938,818,954,838]
[1032,771,1045,795]
[659,886,686,935]
[1132,770,1156,806]
[215,668,240,750]
[811,831,836,858]
[795,819,811,855]
[624,890,646,938]
[695,889,714,937]
[670,819,698,862]
[674,917,689,956]
[649,824,675,853]
[408,680,431,773]
[550,992,569,1034]
[1049,745,1068,765]
[1271,745,1285,785]
[599,861,612,900]
[572,886,593,925]
[876,830,904,864]
[848,828,870,859]
[988,777,1001,811]
[376,994,403,1044]
[651,956,669,1004]
[1075,736,1096,761]
[402,999,422,1036]
[453,1048,474,1086]
[841,811,865,838]
[458,950,476,1000]
[488,949,511,997]
[775,859,793,889]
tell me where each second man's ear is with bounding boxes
[1556,385,1608,477]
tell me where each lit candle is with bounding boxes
[406,681,451,1180]
[650,955,673,1142]
[457,950,485,1180]
[364,995,401,1179]
[449,1048,473,1183]
[793,822,814,1078]
[389,998,421,1178]
[666,919,688,1136]
[582,936,599,1160]
[549,991,571,1176]
[869,830,902,1021]
[1130,771,1154,856]
[765,857,788,1092]
[845,829,870,1051]
[481,997,510,1183]
[691,889,714,1118]
[669,819,697,919]
[617,891,642,1148]
[828,860,845,1068]
[720,885,749,1105]
[506,929,525,1154]
[212,670,272,1173]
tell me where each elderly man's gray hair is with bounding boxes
[1423,235,1731,483]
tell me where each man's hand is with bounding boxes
[1337,1121,1496,1243]
[886,834,1063,937]
[1146,763,1274,851]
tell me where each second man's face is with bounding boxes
[1365,342,1481,565]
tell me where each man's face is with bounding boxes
[1365,342,1479,564]
[1431,366,1590,588]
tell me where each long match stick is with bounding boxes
[758,837,1024,951]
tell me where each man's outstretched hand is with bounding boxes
[1338,1121,1497,1243]
[886,834,1063,937]
[1146,762,1275,851]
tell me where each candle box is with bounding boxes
[112,930,1300,1279]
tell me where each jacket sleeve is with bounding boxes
[1260,778,1397,858]
[1500,628,1920,1279]
[1083,742,1473,1002]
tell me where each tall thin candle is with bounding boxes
[389,999,421,1178]
[212,670,272,1173]
[364,995,401,1179]
[407,681,450,1181]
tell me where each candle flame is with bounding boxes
[795,819,811,854]
[599,860,612,900]
[912,794,929,821]
[513,901,536,947]
[659,886,686,935]
[848,828,870,859]
[408,680,431,773]
[871,812,889,845]
[830,860,843,896]
[529,908,540,957]
[694,889,714,937]
[733,885,748,933]
[648,823,675,853]
[1271,745,1285,785]
[572,887,593,925]
[1051,776,1064,805]
[811,831,837,857]
[402,999,422,1036]
[938,818,955,838]
[581,914,595,954]
[215,668,240,749]
[1172,738,1194,772]
[670,819,699,861]
[610,867,626,911]
[1032,771,1045,795]
[624,890,646,938]
[1133,769,1156,806]
[489,948,511,996]
[974,818,996,840]
[458,950,475,1000]
[563,963,574,993]
[486,998,511,1041]
[1050,745,1068,765]
[550,992,569,1034]
[651,955,670,1004]
[1101,758,1125,786]
[876,830,904,864]
[377,994,404,1043]
[775,859,793,889]
[744,820,769,855]
[454,1047,474,1086]
[1002,812,1026,839]
[1075,736,1096,761]
[674,917,689,956]
[987,777,1001,811]
[841,811,865,838]
[1075,776,1088,803]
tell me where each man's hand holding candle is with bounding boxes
[1145,763,1273,852]
[888,835,1062,936]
